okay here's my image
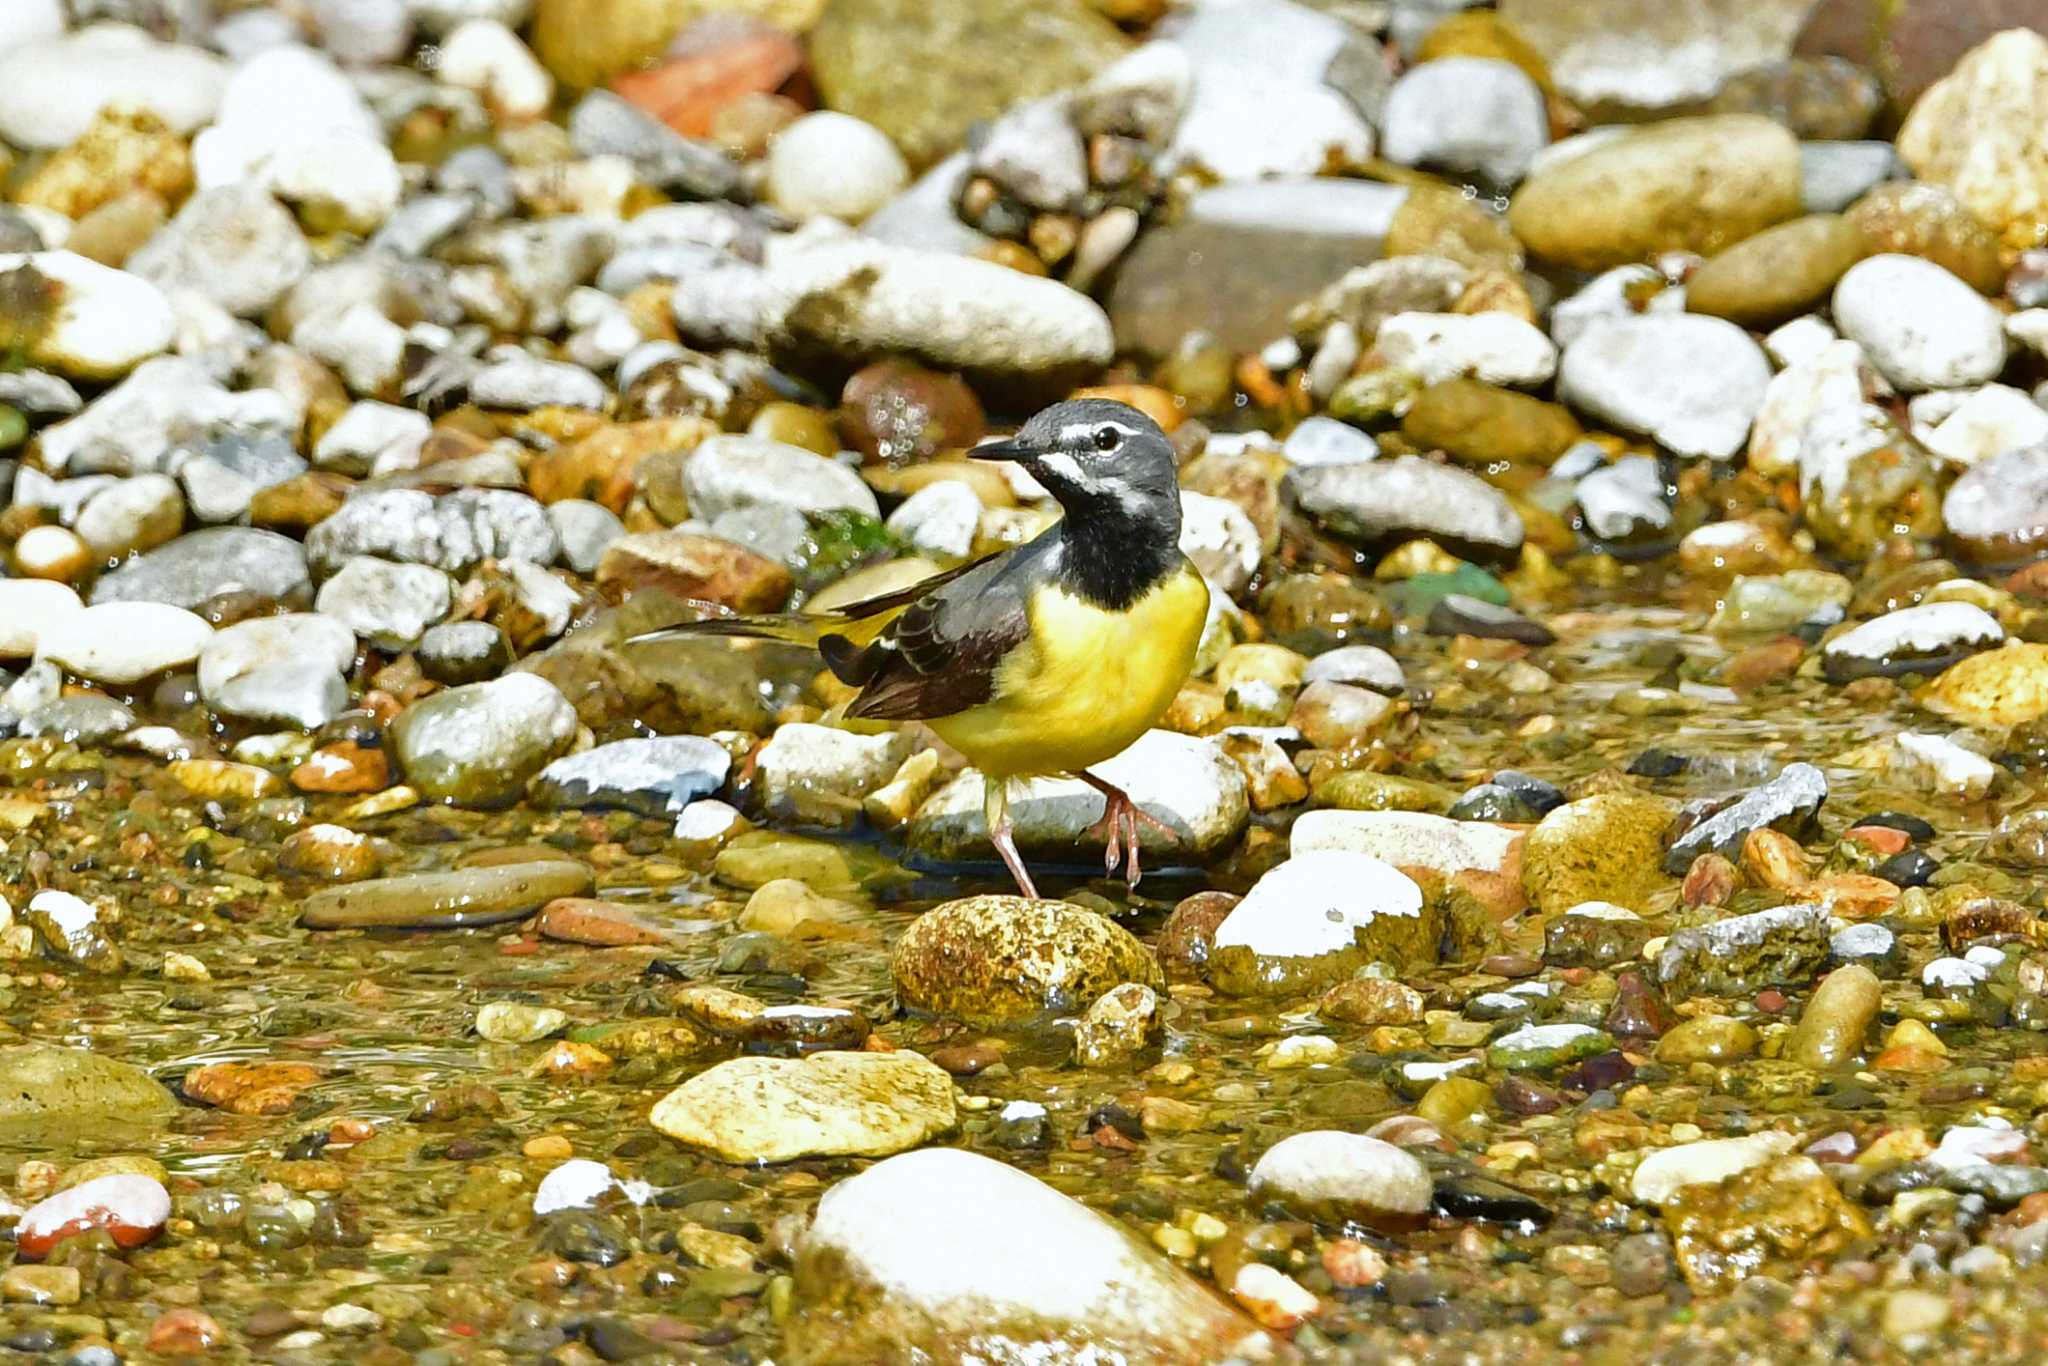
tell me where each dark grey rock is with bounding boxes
[1653,903,1831,997]
[566,91,740,201]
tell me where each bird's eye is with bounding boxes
[1093,426,1121,452]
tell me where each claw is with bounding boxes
[1076,771,1179,889]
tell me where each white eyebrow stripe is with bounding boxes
[1055,420,1141,446]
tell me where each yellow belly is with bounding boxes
[928,563,1209,779]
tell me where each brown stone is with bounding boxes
[596,529,794,612]
[291,742,392,795]
[1685,214,1869,326]
[838,360,985,466]
[528,417,716,511]
[16,108,193,219]
[183,1062,321,1116]
[1400,378,1581,465]
[536,897,677,946]
[1844,182,2005,294]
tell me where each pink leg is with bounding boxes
[983,776,1040,899]
[1076,771,1179,888]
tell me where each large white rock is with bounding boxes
[788,1148,1266,1365]
[752,722,909,828]
[1920,384,2048,467]
[1179,489,1261,594]
[1833,254,2008,393]
[0,253,174,380]
[1212,849,1425,958]
[1290,809,1520,879]
[0,0,64,55]
[906,730,1249,866]
[1161,1,1377,181]
[0,582,82,660]
[0,24,228,149]
[1747,339,1887,479]
[37,603,212,685]
[1377,311,1558,388]
[763,234,1114,377]
[1558,313,1772,459]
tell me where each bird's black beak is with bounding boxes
[968,438,1038,465]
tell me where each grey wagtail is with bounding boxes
[630,398,1210,898]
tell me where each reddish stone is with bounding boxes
[184,1062,321,1116]
[1843,824,1911,856]
[837,360,986,466]
[595,529,793,613]
[535,898,674,947]
[17,1174,171,1260]
[290,742,392,795]
[610,29,805,139]
[147,1309,224,1356]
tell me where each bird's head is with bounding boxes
[970,398,1181,527]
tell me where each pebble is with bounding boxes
[892,894,1161,1025]
[198,613,356,729]
[1654,902,1832,997]
[1249,1131,1433,1225]
[788,1147,1262,1363]
[763,235,1115,379]
[1208,850,1435,995]
[755,723,909,829]
[16,1173,171,1260]
[530,736,730,818]
[476,1000,567,1044]
[1948,437,2048,561]
[1631,1132,1799,1206]
[1663,762,1827,873]
[1825,601,2003,681]
[0,581,81,658]
[1287,455,1523,556]
[0,251,175,379]
[36,602,211,684]
[91,526,310,609]
[1380,57,1547,185]
[1920,384,2048,467]
[649,1050,956,1163]
[1508,115,1800,270]
[315,557,453,649]
[129,183,312,319]
[1557,315,1772,460]
[1833,254,2008,392]
[390,673,578,806]
[0,26,228,149]
[301,859,593,930]
[907,729,1247,867]
[1785,964,1883,1068]
[767,112,908,222]
[1377,312,1558,388]
[683,434,881,522]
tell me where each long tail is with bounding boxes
[624,613,839,650]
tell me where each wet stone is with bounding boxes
[301,860,594,930]
[1823,602,2004,682]
[1207,851,1438,996]
[1655,904,1833,998]
[1663,763,1827,875]
[649,1050,956,1164]
[891,896,1163,1026]
[1487,1023,1615,1072]
[530,736,730,818]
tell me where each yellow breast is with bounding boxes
[928,562,1210,779]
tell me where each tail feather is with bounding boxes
[624,613,839,650]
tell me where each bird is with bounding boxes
[627,397,1210,899]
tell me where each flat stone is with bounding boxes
[1557,314,1773,460]
[650,1050,956,1163]
[1663,763,1828,874]
[91,527,311,608]
[1287,454,1523,556]
[37,602,211,685]
[0,1044,178,1134]
[1654,903,1832,998]
[301,860,594,929]
[1249,1131,1433,1224]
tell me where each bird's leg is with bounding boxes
[983,776,1039,899]
[1076,771,1179,887]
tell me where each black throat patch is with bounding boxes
[1052,491,1183,611]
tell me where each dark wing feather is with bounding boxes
[837,536,1055,722]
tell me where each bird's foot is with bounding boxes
[1077,772,1178,888]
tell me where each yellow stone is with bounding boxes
[1919,643,2048,728]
